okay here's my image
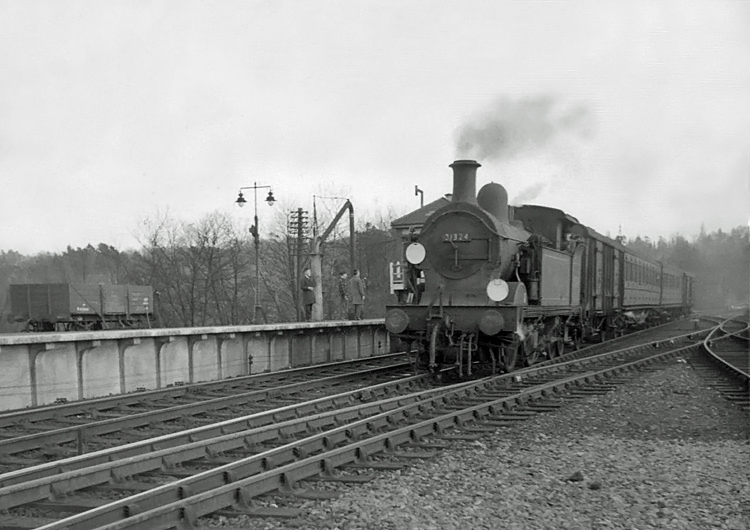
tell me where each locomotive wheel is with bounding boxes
[554,336,565,357]
[522,336,539,366]
[545,318,564,358]
[571,330,582,351]
[428,324,441,372]
[546,340,557,360]
[500,342,519,373]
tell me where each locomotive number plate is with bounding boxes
[443,233,470,242]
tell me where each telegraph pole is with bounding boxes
[287,209,309,321]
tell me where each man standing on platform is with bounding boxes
[301,268,315,321]
[338,270,349,319]
[348,268,365,320]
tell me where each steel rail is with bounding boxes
[0,371,435,489]
[4,323,702,473]
[717,315,750,338]
[532,317,716,370]
[0,377,485,510]
[0,352,409,428]
[0,362,413,457]
[701,317,750,384]
[31,335,708,530]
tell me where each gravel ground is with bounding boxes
[200,356,749,530]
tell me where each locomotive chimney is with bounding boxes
[449,159,480,204]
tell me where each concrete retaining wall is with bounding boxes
[0,319,387,411]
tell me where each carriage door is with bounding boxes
[601,243,615,315]
[682,273,689,307]
[613,249,623,309]
[594,241,603,311]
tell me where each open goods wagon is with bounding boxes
[9,283,154,332]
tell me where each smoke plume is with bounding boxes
[511,182,548,205]
[455,95,593,161]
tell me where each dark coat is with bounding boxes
[301,276,315,305]
[349,275,365,304]
[338,277,349,300]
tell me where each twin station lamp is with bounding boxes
[236,183,276,323]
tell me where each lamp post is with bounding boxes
[236,183,276,323]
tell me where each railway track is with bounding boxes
[0,353,409,429]
[532,316,715,369]
[0,319,709,474]
[690,315,749,410]
[0,321,717,530]
[0,354,413,472]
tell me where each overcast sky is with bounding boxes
[2,0,749,255]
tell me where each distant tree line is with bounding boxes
[0,210,398,331]
[622,225,749,309]
[1,215,745,332]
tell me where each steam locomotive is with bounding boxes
[386,160,695,375]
